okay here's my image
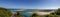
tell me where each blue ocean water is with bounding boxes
[10,9,37,17]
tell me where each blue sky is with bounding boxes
[0,0,60,9]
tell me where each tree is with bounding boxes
[0,7,12,17]
[49,8,60,17]
[55,8,60,15]
[30,13,40,17]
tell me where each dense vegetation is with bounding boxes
[48,8,60,17]
[0,7,12,17]
[31,13,40,17]
[55,8,60,15]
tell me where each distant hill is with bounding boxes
[7,9,55,12]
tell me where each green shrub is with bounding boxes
[0,7,12,17]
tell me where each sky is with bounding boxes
[0,0,60,9]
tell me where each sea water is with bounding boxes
[11,9,36,17]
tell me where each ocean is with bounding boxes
[10,9,37,17]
